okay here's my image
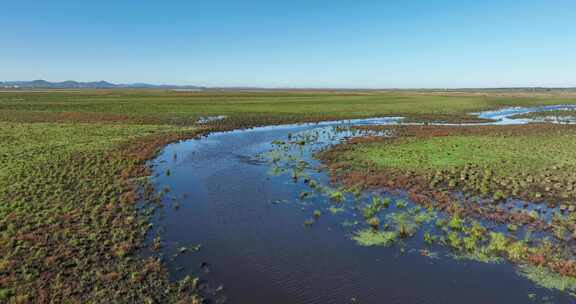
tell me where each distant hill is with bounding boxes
[2,80,575,92]
[0,80,205,90]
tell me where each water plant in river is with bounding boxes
[329,206,345,214]
[423,231,436,245]
[518,265,576,296]
[367,217,381,230]
[319,122,576,295]
[304,219,316,227]
[447,214,464,231]
[395,200,408,209]
[313,210,322,219]
[352,230,398,247]
[363,196,388,219]
[486,232,508,253]
[385,207,436,238]
[328,189,346,203]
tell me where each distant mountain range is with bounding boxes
[2,80,575,92]
[0,80,205,90]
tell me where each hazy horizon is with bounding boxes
[3,79,576,90]
[2,1,575,88]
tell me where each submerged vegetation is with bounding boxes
[511,109,576,123]
[259,103,576,297]
[352,230,398,247]
[318,123,576,296]
[518,265,576,296]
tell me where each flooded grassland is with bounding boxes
[146,106,576,303]
[4,89,576,303]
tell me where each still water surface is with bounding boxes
[147,106,576,303]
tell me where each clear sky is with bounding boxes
[1,1,575,88]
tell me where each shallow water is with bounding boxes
[474,104,576,125]
[146,106,576,303]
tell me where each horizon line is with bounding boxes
[2,79,576,91]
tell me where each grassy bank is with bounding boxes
[0,122,204,302]
[321,124,576,205]
[511,109,576,122]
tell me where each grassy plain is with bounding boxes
[323,125,576,204]
[1,89,576,302]
[0,122,202,302]
[347,125,576,173]
[2,89,576,124]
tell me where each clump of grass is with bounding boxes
[352,229,398,247]
[447,231,462,249]
[395,200,408,209]
[328,190,345,203]
[152,236,163,251]
[506,241,527,261]
[385,207,435,239]
[363,196,388,219]
[382,197,391,208]
[447,215,464,231]
[423,231,436,245]
[487,232,508,253]
[308,179,318,189]
[414,209,436,224]
[367,217,381,229]
[313,210,322,219]
[329,206,345,214]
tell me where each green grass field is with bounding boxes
[0,121,200,302]
[351,131,576,171]
[2,89,576,302]
[322,124,576,206]
[2,90,576,124]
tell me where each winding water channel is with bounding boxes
[147,105,576,303]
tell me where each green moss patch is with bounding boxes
[352,230,398,247]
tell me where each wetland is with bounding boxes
[147,104,576,303]
[3,90,576,303]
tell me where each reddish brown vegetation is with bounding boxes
[0,110,162,124]
[318,124,576,228]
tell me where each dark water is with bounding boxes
[147,108,576,304]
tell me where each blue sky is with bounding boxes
[1,1,575,88]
